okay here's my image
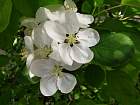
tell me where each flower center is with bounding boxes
[34,47,52,59]
[20,48,29,60]
[64,34,79,47]
[52,65,63,77]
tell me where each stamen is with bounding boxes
[34,47,52,59]
[64,34,80,46]
[52,65,63,77]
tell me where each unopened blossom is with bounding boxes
[30,58,81,96]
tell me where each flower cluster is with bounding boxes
[22,0,100,96]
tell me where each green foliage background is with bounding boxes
[0,0,140,105]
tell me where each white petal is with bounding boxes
[46,9,66,23]
[62,61,82,71]
[77,28,100,47]
[70,45,94,64]
[21,18,37,28]
[65,11,79,34]
[36,7,49,23]
[29,70,35,78]
[76,13,94,28]
[49,41,62,62]
[64,0,77,12]
[59,43,73,65]
[40,76,58,96]
[44,21,66,42]
[26,54,34,69]
[32,24,52,48]
[57,73,77,93]
[24,36,34,53]
[29,59,55,77]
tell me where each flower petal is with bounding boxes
[49,41,62,62]
[36,7,49,23]
[44,21,66,42]
[29,59,55,77]
[76,13,94,28]
[62,61,82,71]
[59,43,73,65]
[46,9,66,23]
[70,45,94,64]
[64,0,77,12]
[40,76,58,96]
[57,73,77,93]
[21,18,37,29]
[26,54,34,69]
[28,70,35,78]
[24,36,34,53]
[32,24,52,48]
[77,28,100,47]
[65,11,79,34]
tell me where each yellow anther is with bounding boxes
[34,47,52,59]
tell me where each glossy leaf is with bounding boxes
[92,32,135,67]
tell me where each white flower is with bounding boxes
[21,7,52,48]
[44,19,100,65]
[44,0,94,28]
[29,58,81,96]
[24,36,52,68]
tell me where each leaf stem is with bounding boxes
[92,6,96,16]
[94,4,123,16]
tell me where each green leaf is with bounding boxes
[0,7,21,49]
[121,0,140,7]
[101,70,140,105]
[0,55,9,67]
[0,86,12,105]
[81,0,93,14]
[97,18,127,32]
[85,65,105,88]
[72,98,96,105]
[0,0,12,32]
[45,4,64,11]
[39,0,63,7]
[92,32,135,67]
[121,29,140,83]
[104,0,121,6]
[13,0,38,17]
[94,0,104,7]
